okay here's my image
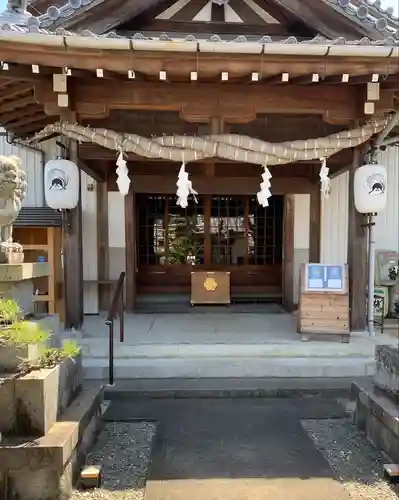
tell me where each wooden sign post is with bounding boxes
[297,263,349,342]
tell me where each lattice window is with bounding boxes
[137,194,205,265]
[137,194,283,266]
[210,196,246,265]
[247,196,283,265]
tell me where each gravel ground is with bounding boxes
[71,422,157,500]
[302,418,399,500]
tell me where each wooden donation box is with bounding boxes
[191,271,231,305]
[297,263,349,342]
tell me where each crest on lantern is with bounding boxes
[44,158,79,209]
[354,163,387,214]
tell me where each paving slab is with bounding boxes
[106,398,351,500]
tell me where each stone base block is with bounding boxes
[14,355,83,436]
[34,314,60,338]
[0,375,17,434]
[375,345,399,399]
[0,344,41,373]
[353,382,399,462]
[0,384,104,500]
[0,263,50,316]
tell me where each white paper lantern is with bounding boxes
[354,163,387,214]
[44,158,79,209]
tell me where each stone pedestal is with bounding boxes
[0,262,50,316]
[353,345,399,462]
[0,352,104,500]
[374,345,399,399]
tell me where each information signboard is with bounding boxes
[304,263,345,292]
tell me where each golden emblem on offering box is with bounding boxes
[203,277,218,292]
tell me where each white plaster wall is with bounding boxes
[320,171,349,264]
[321,146,399,264]
[81,173,99,314]
[0,131,45,207]
[293,194,310,304]
[374,147,399,253]
[107,192,126,281]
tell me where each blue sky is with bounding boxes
[0,0,397,17]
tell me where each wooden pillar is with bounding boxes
[309,185,321,262]
[63,139,84,329]
[348,148,367,331]
[124,188,136,311]
[97,179,109,310]
[282,194,295,311]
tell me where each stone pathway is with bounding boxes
[105,398,352,500]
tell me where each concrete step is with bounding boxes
[83,355,375,379]
[80,341,377,359]
[100,376,372,399]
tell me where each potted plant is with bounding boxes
[0,298,82,435]
[0,299,49,372]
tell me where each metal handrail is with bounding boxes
[105,271,125,385]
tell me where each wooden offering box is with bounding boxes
[191,271,231,305]
[297,263,349,342]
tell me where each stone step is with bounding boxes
[83,356,375,380]
[80,341,377,359]
[353,382,399,462]
[101,376,372,399]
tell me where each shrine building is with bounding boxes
[0,0,398,334]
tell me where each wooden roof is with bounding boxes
[0,0,397,139]
[24,0,398,39]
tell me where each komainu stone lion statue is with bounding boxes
[0,156,27,264]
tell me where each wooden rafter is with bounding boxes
[34,79,395,124]
[0,44,398,82]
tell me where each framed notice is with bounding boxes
[304,263,345,293]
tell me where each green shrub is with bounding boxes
[0,299,22,323]
[0,299,81,372]
[0,320,50,346]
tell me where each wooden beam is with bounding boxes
[35,80,395,123]
[347,146,367,332]
[0,95,35,114]
[97,179,110,311]
[0,104,42,124]
[124,188,136,311]
[3,111,47,129]
[78,158,105,183]
[207,116,225,177]
[282,194,295,311]
[309,185,321,262]
[115,174,313,194]
[0,83,33,101]
[63,138,84,329]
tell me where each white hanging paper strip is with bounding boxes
[116,151,131,196]
[319,157,331,197]
[257,166,272,207]
[176,163,198,208]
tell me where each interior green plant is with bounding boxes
[157,215,203,264]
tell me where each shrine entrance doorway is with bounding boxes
[136,193,284,304]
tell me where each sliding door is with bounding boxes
[136,193,283,298]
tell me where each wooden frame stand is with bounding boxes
[14,226,63,316]
[297,263,350,342]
